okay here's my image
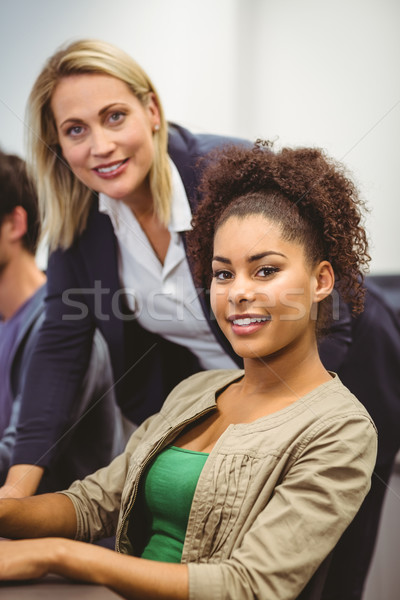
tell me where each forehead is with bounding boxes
[51,73,137,119]
[214,215,282,247]
[213,214,305,258]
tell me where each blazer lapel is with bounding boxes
[78,201,125,379]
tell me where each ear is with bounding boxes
[146,92,161,132]
[312,261,335,303]
[3,206,28,243]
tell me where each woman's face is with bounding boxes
[51,73,160,207]
[210,214,333,366]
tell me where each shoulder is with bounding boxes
[167,123,251,205]
[263,376,378,474]
[302,375,377,447]
[310,375,375,420]
[168,122,251,162]
[244,375,377,458]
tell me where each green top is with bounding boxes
[137,445,208,563]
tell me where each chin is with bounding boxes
[230,344,270,360]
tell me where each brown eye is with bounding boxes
[256,266,279,277]
[213,270,233,281]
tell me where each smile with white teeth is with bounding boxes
[96,161,124,173]
[233,317,270,326]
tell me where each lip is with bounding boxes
[228,313,271,336]
[93,158,129,179]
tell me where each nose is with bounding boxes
[228,276,256,306]
[90,127,116,157]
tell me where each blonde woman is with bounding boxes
[4,38,247,498]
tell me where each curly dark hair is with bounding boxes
[188,142,370,329]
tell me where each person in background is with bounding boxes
[0,149,126,495]
[0,150,46,484]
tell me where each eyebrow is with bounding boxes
[59,102,127,128]
[98,102,125,117]
[59,117,84,129]
[212,251,287,264]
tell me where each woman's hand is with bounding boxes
[0,538,54,580]
[0,536,189,600]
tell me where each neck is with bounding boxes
[241,339,331,401]
[0,252,46,320]
[121,176,155,219]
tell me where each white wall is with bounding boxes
[0,0,399,273]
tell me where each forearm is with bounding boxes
[0,493,77,539]
[0,464,44,498]
[0,538,188,600]
[54,540,189,600]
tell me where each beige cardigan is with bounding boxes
[61,369,377,600]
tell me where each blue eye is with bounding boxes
[109,111,124,123]
[67,125,84,137]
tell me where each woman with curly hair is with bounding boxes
[0,143,376,599]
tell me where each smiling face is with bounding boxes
[210,215,333,367]
[51,73,160,207]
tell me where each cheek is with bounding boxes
[59,144,82,170]
[275,280,314,320]
[60,145,93,188]
[139,132,156,166]
[127,122,153,152]
[210,282,225,318]
[210,281,218,315]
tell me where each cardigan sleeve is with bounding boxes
[187,412,377,600]
[58,412,157,543]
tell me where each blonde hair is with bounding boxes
[26,39,171,250]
